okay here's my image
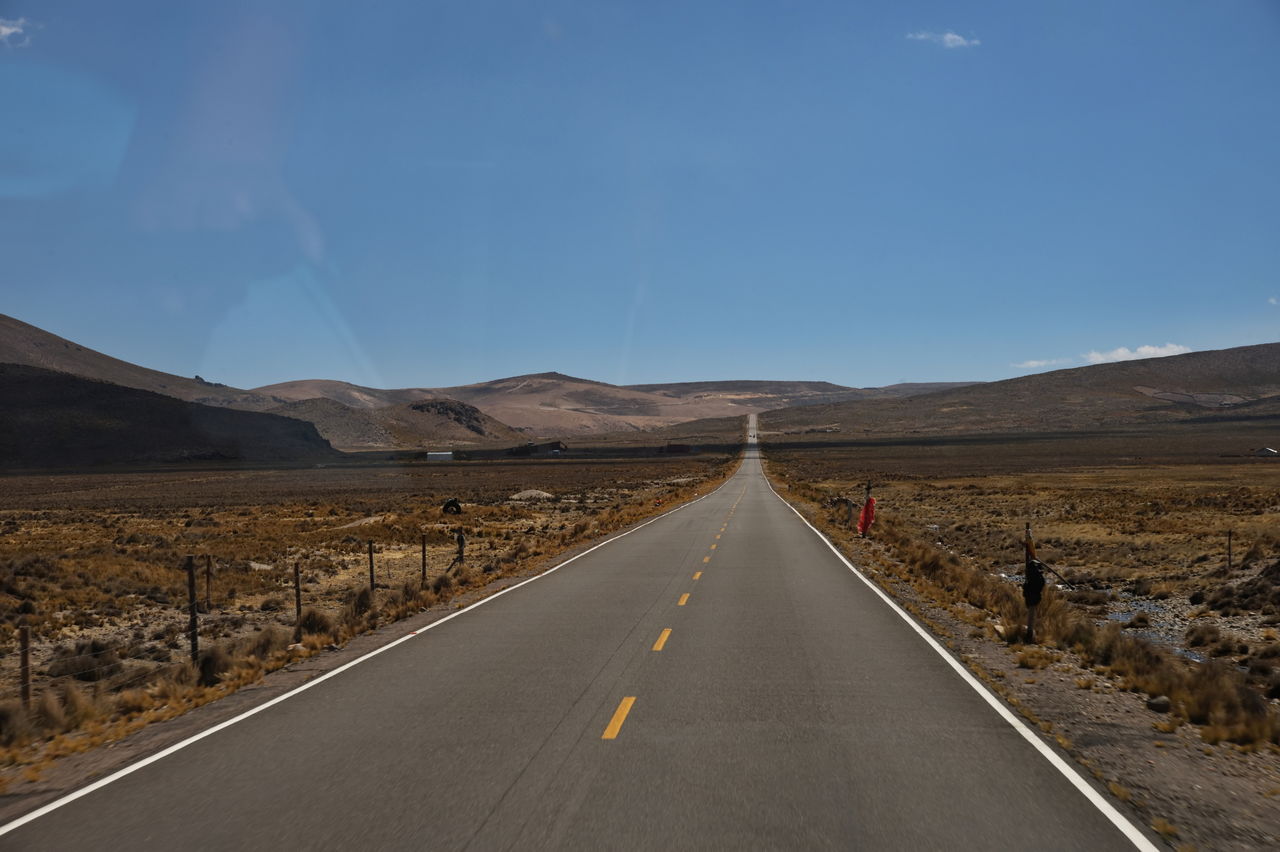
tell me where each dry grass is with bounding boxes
[0,452,738,769]
[767,452,1280,747]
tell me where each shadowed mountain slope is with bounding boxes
[0,364,338,468]
[0,314,277,410]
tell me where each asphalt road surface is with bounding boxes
[3,417,1153,850]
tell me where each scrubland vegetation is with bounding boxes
[0,453,735,775]
[767,450,1280,746]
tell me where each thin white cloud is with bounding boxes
[1269,297,1278,306]
[907,31,980,49]
[1014,358,1074,370]
[0,17,33,48]
[1085,343,1192,365]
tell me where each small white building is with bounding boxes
[425,451,453,461]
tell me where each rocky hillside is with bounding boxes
[268,397,524,451]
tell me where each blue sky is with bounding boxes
[2,1,1277,390]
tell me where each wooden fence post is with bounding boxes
[1227,530,1233,571]
[19,625,31,713]
[294,563,303,640]
[184,555,199,663]
[421,534,428,585]
[368,540,375,591]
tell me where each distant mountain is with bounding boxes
[0,316,525,450]
[423,374,979,437]
[0,364,338,468]
[0,313,278,410]
[760,342,1280,437]
[2,313,987,442]
[625,379,979,409]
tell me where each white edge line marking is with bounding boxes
[0,467,742,837]
[764,477,1159,852]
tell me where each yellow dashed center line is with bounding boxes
[692,571,702,580]
[652,628,672,651]
[602,697,636,740]
[678,593,690,606]
[709,544,716,550]
[703,556,711,563]
[715,534,721,540]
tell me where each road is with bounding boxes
[2,416,1152,850]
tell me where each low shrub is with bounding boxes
[47,639,122,682]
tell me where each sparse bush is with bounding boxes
[0,701,31,746]
[350,586,373,616]
[35,688,67,733]
[1185,622,1220,647]
[1125,612,1150,629]
[197,645,231,687]
[298,607,335,638]
[60,682,100,727]
[1016,648,1059,669]
[240,626,289,660]
[47,639,122,682]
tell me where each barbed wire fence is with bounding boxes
[0,534,459,730]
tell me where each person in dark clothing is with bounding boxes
[449,528,466,573]
[1024,559,1046,643]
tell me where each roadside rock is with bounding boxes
[1146,695,1172,713]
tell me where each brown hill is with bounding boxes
[0,318,523,450]
[378,399,525,447]
[253,379,437,409]
[268,397,524,451]
[260,374,982,438]
[429,374,980,437]
[761,342,1280,437]
[0,364,338,468]
[0,313,277,410]
[436,372,688,435]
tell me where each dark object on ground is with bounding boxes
[442,498,462,515]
